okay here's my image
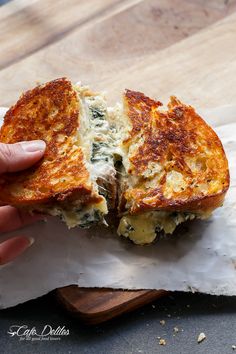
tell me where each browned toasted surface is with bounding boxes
[121,91,230,214]
[0,78,102,206]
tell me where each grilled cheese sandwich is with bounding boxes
[0,80,230,242]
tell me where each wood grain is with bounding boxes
[0,0,125,70]
[0,2,236,108]
[57,286,167,324]
[1,0,235,70]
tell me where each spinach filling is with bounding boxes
[91,142,112,163]
[89,107,106,127]
[58,208,103,228]
[78,209,103,228]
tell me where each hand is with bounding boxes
[0,140,46,265]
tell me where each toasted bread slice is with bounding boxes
[113,90,230,244]
[0,78,116,228]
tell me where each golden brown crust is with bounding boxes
[124,89,162,142]
[0,78,103,206]
[121,91,230,214]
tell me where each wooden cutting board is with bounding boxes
[56,287,167,325]
[1,0,236,323]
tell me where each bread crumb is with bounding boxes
[152,305,156,309]
[173,327,179,333]
[197,332,206,343]
[232,345,236,350]
[159,339,166,346]
[160,320,165,326]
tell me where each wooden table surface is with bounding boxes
[1,0,236,107]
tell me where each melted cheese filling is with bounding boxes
[75,87,116,180]
[118,210,211,245]
[29,197,108,229]
[47,202,107,229]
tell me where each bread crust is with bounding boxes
[121,91,230,214]
[0,78,103,207]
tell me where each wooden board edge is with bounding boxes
[56,286,168,325]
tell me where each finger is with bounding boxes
[0,236,34,265]
[0,206,46,233]
[0,140,46,174]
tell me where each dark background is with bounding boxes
[0,291,236,354]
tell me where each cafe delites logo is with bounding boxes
[7,324,70,341]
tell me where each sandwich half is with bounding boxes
[0,78,116,228]
[112,90,230,244]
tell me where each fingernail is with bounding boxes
[21,140,46,153]
[27,237,35,246]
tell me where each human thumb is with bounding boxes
[0,140,46,174]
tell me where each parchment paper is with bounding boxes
[0,105,235,308]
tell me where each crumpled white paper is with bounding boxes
[0,105,235,309]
